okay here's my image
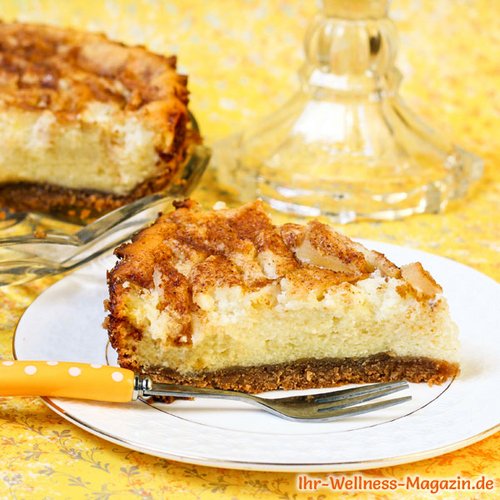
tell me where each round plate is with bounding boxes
[13,241,500,472]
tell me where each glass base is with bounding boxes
[257,147,482,222]
[215,137,482,223]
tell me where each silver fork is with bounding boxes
[0,144,210,286]
[140,380,411,422]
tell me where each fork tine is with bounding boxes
[315,383,409,411]
[303,396,412,421]
[312,381,408,403]
[274,381,408,405]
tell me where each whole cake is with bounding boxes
[0,21,195,219]
[105,200,460,392]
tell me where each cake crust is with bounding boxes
[121,354,459,393]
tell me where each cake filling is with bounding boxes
[0,106,160,195]
[121,271,459,375]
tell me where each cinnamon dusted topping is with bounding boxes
[0,21,188,117]
[190,255,247,293]
[111,200,379,295]
[400,262,442,298]
[107,200,445,345]
[283,267,368,299]
[280,223,304,249]
[282,220,373,276]
[110,199,441,296]
[365,250,401,279]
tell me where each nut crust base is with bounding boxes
[124,353,460,394]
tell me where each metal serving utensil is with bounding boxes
[140,380,411,422]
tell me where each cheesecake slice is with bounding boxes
[0,21,195,220]
[105,200,460,392]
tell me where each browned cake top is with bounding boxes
[109,200,442,344]
[0,20,188,128]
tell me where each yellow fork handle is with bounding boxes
[1,361,135,402]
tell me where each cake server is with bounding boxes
[1,360,411,422]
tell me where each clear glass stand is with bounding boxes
[216,0,483,222]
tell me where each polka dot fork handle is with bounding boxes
[1,361,137,402]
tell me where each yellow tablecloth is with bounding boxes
[1,1,498,498]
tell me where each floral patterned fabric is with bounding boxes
[1,0,498,497]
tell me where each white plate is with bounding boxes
[13,241,500,472]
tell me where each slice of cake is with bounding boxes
[105,200,459,392]
[0,21,196,220]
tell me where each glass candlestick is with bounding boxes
[216,0,483,222]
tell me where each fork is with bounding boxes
[144,380,411,422]
[2,361,411,422]
[0,144,210,287]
